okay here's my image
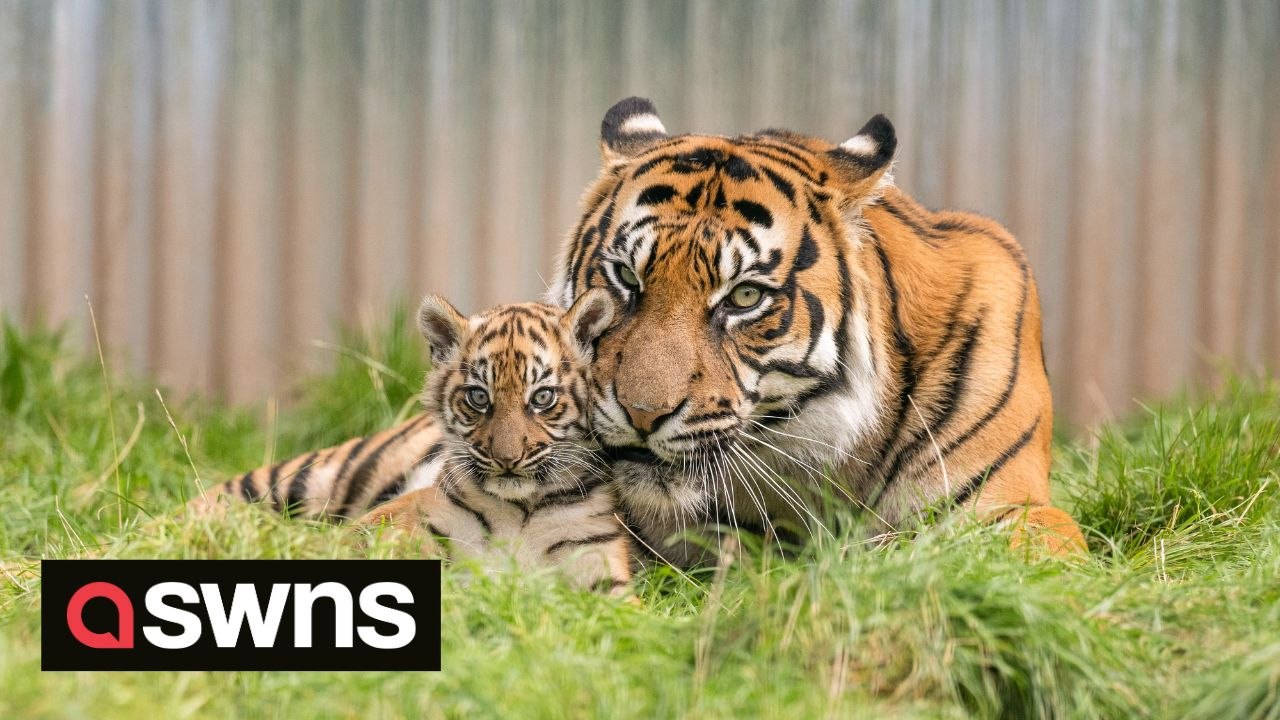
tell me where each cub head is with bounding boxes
[417,289,615,501]
[550,97,896,517]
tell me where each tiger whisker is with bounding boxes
[744,416,871,467]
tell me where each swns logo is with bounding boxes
[42,560,440,671]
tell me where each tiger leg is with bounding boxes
[1002,505,1087,556]
[357,486,448,557]
[553,535,633,596]
[961,414,1086,557]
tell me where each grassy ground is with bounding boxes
[1,317,1278,720]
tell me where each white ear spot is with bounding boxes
[620,113,667,136]
[840,134,880,157]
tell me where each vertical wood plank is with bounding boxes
[37,0,102,341]
[949,0,1009,220]
[150,0,227,393]
[1132,3,1207,402]
[1008,0,1078,402]
[288,0,360,373]
[0,0,33,320]
[419,0,471,309]
[1269,3,1280,369]
[354,0,420,317]
[214,1,293,402]
[94,0,158,372]
[483,0,540,305]
[1201,3,1251,374]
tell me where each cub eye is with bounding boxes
[728,283,764,310]
[464,388,490,411]
[530,388,556,411]
[617,265,640,289]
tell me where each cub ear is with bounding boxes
[563,288,615,357]
[600,96,669,166]
[417,294,468,364]
[827,114,897,204]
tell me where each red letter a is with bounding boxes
[66,581,134,649]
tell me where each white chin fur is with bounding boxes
[484,477,538,501]
[612,462,705,519]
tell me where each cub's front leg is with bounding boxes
[358,487,447,556]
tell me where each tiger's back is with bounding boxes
[191,413,444,520]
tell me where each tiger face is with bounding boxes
[417,290,614,502]
[550,98,896,520]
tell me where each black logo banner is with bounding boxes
[41,559,441,671]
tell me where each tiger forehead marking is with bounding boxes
[459,305,567,396]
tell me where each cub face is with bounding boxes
[417,289,615,501]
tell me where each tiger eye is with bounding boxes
[464,388,490,411]
[729,284,763,309]
[530,388,556,411]
[618,265,640,288]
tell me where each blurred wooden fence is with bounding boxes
[0,0,1277,424]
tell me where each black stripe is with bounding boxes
[275,451,320,514]
[746,148,819,182]
[236,473,260,502]
[445,489,492,535]
[873,275,979,496]
[264,463,283,511]
[325,436,371,515]
[876,314,985,500]
[760,165,796,203]
[534,478,609,511]
[637,184,678,206]
[334,416,436,514]
[912,260,1030,479]
[546,531,625,557]
[748,138,817,172]
[953,416,1041,506]
[724,155,758,180]
[369,475,407,509]
[732,199,773,228]
[793,226,819,271]
[879,198,945,245]
[284,454,320,518]
[934,218,1028,274]
[631,154,672,178]
[593,577,630,594]
[873,239,919,465]
[801,290,825,361]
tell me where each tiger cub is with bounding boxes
[359,289,632,595]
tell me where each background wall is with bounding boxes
[1,0,1277,425]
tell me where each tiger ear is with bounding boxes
[417,294,468,364]
[600,97,669,166]
[563,288,615,358]
[827,114,897,203]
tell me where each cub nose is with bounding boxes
[490,440,525,471]
[622,400,678,437]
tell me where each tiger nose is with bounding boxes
[622,400,678,437]
[490,439,525,469]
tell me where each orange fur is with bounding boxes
[549,98,1083,558]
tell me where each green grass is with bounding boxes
[2,317,1278,719]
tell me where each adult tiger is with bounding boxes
[548,98,1084,560]
[198,97,1084,560]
